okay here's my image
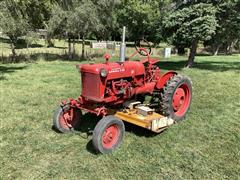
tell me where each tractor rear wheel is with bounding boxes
[92,115,125,154]
[160,74,192,121]
[53,104,82,133]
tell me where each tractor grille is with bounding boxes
[81,72,100,99]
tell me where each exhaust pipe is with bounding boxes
[119,26,126,62]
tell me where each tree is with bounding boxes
[206,0,240,55]
[116,0,160,41]
[19,0,53,29]
[48,0,99,59]
[162,3,217,67]
[48,4,74,57]
[91,0,120,41]
[68,0,99,59]
[0,1,29,59]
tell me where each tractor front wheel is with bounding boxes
[53,104,82,133]
[92,116,125,154]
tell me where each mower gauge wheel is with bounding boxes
[92,115,125,154]
[134,38,151,56]
[53,104,82,133]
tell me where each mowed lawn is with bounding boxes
[0,55,240,179]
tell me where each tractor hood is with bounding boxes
[77,61,145,79]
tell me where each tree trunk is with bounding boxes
[73,38,76,58]
[237,39,240,52]
[10,42,16,57]
[226,41,232,55]
[226,39,238,55]
[213,44,221,56]
[186,40,198,68]
[68,37,72,59]
[46,35,54,47]
[81,35,85,59]
[177,46,185,55]
[10,37,17,61]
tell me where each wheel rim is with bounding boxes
[59,108,80,130]
[102,124,120,149]
[172,83,191,117]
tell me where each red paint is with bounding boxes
[102,125,120,149]
[133,82,156,94]
[104,53,110,64]
[81,72,102,101]
[62,47,179,117]
[172,83,191,117]
[156,71,177,89]
[80,61,145,78]
[80,61,145,102]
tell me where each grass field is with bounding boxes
[0,55,240,179]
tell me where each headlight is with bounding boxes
[100,68,108,77]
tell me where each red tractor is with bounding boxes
[53,27,192,154]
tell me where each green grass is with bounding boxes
[0,55,240,179]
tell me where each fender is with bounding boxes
[156,71,177,89]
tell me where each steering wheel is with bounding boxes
[129,40,159,65]
[134,39,152,56]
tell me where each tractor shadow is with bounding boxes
[51,113,100,154]
[75,113,101,155]
[124,121,162,137]
[72,113,163,154]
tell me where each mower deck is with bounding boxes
[114,108,175,133]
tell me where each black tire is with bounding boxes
[92,115,125,154]
[53,104,82,133]
[160,74,192,121]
